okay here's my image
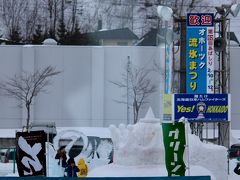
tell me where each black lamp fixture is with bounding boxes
[215,3,240,17]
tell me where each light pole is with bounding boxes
[127,56,131,124]
[157,6,173,94]
[215,3,240,94]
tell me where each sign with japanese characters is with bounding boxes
[174,94,230,122]
[162,122,186,176]
[16,131,47,177]
[186,13,214,94]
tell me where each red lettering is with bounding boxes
[201,15,212,25]
[189,15,200,26]
[208,29,213,34]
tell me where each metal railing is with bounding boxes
[0,147,16,175]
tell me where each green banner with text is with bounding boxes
[162,122,186,176]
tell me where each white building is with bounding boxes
[0,45,164,129]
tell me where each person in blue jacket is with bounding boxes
[65,157,79,177]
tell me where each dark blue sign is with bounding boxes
[187,13,214,26]
[186,13,214,94]
[174,94,229,122]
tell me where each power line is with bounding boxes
[87,0,217,9]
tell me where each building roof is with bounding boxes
[137,28,158,46]
[138,29,240,47]
[228,32,240,45]
[86,28,139,40]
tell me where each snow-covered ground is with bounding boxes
[0,160,240,179]
[1,127,240,179]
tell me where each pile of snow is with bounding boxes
[109,108,165,165]
[89,108,228,180]
[42,38,57,45]
[88,164,215,178]
[188,133,228,180]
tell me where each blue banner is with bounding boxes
[174,94,229,122]
[186,13,214,94]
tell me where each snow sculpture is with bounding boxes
[46,130,113,177]
[46,130,88,177]
[89,108,227,180]
[109,107,165,165]
[52,130,88,161]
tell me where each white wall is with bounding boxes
[0,45,164,128]
[0,46,23,128]
[230,47,240,129]
[1,45,239,129]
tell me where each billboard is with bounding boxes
[186,13,214,94]
[173,94,230,122]
[16,131,47,177]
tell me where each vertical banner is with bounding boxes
[186,13,214,94]
[16,131,47,177]
[162,122,186,176]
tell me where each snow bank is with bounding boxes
[188,133,227,180]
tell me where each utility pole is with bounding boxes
[127,56,131,124]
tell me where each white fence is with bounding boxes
[0,45,164,128]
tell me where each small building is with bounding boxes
[85,28,139,46]
[137,28,158,46]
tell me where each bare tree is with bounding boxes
[1,0,28,41]
[42,0,61,38]
[22,1,40,43]
[0,66,61,131]
[110,60,157,124]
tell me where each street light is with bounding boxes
[214,3,240,151]
[215,3,240,17]
[157,6,173,21]
[157,5,174,94]
[230,3,240,17]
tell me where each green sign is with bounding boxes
[162,122,186,176]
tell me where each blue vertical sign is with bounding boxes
[186,13,214,94]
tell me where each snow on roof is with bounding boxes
[42,38,58,45]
